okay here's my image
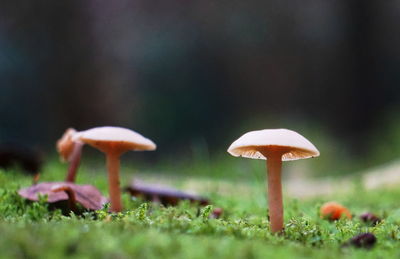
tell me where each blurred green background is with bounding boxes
[1,0,400,176]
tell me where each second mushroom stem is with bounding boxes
[65,142,83,183]
[266,153,283,233]
[106,153,122,212]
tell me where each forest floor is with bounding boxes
[1,160,400,258]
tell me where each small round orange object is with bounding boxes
[320,202,352,220]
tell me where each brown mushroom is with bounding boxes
[74,126,156,212]
[228,129,319,233]
[0,142,42,183]
[17,129,108,213]
[125,180,209,206]
[18,182,107,211]
[57,128,84,182]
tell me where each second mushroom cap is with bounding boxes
[74,126,156,155]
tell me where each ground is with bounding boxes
[1,160,400,259]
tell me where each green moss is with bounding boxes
[0,165,400,258]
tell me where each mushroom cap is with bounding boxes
[126,180,209,206]
[227,128,319,161]
[18,182,108,210]
[57,128,78,162]
[74,126,156,155]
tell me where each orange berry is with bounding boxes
[320,202,352,220]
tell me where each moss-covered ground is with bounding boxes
[1,160,400,259]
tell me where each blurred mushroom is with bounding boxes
[17,129,108,213]
[210,207,223,219]
[360,212,381,225]
[320,202,352,220]
[51,185,78,213]
[57,128,84,182]
[228,129,319,233]
[0,142,42,183]
[74,126,156,212]
[125,180,209,206]
[18,182,107,212]
[342,233,377,249]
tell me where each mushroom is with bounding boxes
[125,180,209,206]
[227,129,319,233]
[18,182,107,212]
[74,126,156,212]
[18,129,108,213]
[57,128,84,182]
[320,201,352,220]
[0,142,42,183]
[360,212,381,225]
[342,233,377,249]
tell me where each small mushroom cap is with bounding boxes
[74,126,156,155]
[57,128,78,162]
[227,129,319,161]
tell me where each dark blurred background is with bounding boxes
[1,1,400,171]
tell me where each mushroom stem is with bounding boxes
[65,142,83,182]
[51,185,78,213]
[106,153,122,212]
[32,173,40,184]
[266,153,283,233]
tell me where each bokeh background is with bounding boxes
[1,1,400,176]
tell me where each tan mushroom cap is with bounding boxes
[57,128,78,162]
[227,129,319,161]
[74,126,156,155]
